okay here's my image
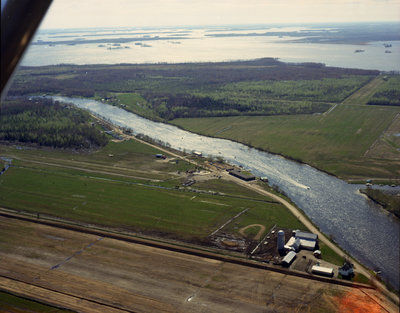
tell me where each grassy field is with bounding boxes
[0,139,305,242]
[342,76,386,105]
[0,291,73,312]
[0,139,194,180]
[343,75,400,106]
[360,188,400,218]
[8,61,377,119]
[368,76,400,106]
[0,166,303,241]
[112,92,158,120]
[172,104,400,181]
[196,76,371,103]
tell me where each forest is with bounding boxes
[368,76,400,106]
[7,58,381,120]
[0,97,108,149]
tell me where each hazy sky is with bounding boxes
[40,0,400,29]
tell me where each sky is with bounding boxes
[39,0,400,29]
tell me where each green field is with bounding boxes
[0,139,305,242]
[194,75,370,105]
[360,188,400,218]
[343,75,400,106]
[0,166,302,241]
[0,291,73,313]
[8,60,377,120]
[112,92,159,120]
[172,104,400,180]
[368,76,400,106]
[1,139,194,180]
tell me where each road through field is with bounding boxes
[114,126,400,307]
[342,76,385,105]
[219,171,400,307]
[1,216,397,313]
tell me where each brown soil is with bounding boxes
[2,216,397,313]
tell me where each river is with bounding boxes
[51,96,400,290]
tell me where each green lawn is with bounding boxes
[172,104,400,180]
[194,179,271,200]
[225,205,305,239]
[0,291,73,313]
[196,76,371,103]
[0,165,300,241]
[114,92,158,119]
[1,139,195,177]
[318,241,345,266]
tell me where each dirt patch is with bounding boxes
[1,216,398,313]
[239,224,266,240]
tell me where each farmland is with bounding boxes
[0,139,304,243]
[6,61,399,181]
[173,98,400,181]
[3,216,394,313]
[0,291,73,313]
[2,61,400,310]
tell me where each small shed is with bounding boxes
[295,230,317,250]
[295,230,318,241]
[285,236,301,252]
[229,170,256,181]
[313,250,322,258]
[311,265,334,277]
[282,251,296,267]
[299,239,316,250]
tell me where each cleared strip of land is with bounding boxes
[172,104,400,181]
[342,76,386,105]
[1,216,396,313]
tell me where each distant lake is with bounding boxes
[22,24,400,71]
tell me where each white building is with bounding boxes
[312,265,334,277]
[282,251,296,266]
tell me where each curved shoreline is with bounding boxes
[46,95,400,291]
[168,119,340,178]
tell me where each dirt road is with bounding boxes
[120,128,399,307]
[220,170,400,307]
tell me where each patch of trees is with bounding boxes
[368,90,400,106]
[0,98,108,149]
[9,59,378,96]
[367,76,400,106]
[141,92,331,120]
[360,188,400,218]
[6,59,379,119]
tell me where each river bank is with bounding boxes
[45,96,399,291]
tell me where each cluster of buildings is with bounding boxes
[277,229,334,277]
[276,229,355,279]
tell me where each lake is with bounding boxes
[22,24,400,71]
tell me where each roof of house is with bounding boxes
[312,265,334,275]
[282,251,296,264]
[295,230,318,241]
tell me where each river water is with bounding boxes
[52,96,400,289]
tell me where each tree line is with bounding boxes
[1,98,108,149]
